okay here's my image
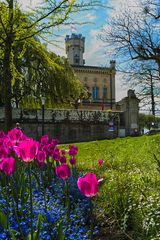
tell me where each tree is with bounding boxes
[0,0,100,131]
[9,40,83,108]
[99,0,160,114]
[100,0,160,69]
[139,113,160,130]
[123,62,159,115]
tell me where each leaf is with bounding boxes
[33,214,43,240]
[153,154,160,172]
[25,214,43,240]
[0,209,8,229]
[31,170,41,188]
[56,220,65,240]
[8,229,17,240]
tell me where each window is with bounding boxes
[84,84,88,88]
[92,87,99,100]
[74,54,79,64]
[103,87,107,99]
[84,77,88,83]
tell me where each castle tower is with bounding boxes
[65,33,85,66]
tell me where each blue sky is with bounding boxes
[18,0,141,101]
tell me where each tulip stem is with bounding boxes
[65,181,70,219]
[5,176,9,229]
[40,171,47,211]
[10,176,24,239]
[28,163,33,240]
[90,200,94,240]
[43,184,47,211]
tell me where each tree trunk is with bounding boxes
[3,40,13,131]
[156,60,160,81]
[3,0,14,132]
[150,75,155,116]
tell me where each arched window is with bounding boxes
[84,77,88,83]
[74,54,79,64]
[103,87,107,99]
[92,86,99,100]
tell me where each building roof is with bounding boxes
[65,34,85,41]
[71,65,114,74]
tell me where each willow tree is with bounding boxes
[0,0,99,131]
[11,42,84,108]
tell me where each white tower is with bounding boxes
[65,33,85,66]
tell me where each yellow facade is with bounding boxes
[65,34,116,110]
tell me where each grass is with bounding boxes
[64,134,160,240]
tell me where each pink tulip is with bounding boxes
[35,150,46,168]
[0,157,16,176]
[0,146,9,159]
[61,149,66,155]
[14,138,38,162]
[77,172,100,197]
[40,143,49,156]
[70,157,76,165]
[51,148,60,161]
[51,139,59,147]
[7,128,25,146]
[0,130,5,139]
[68,144,78,156]
[47,139,59,156]
[40,135,49,145]
[60,155,66,164]
[56,163,71,180]
[3,138,13,151]
[98,159,104,165]
[36,150,46,163]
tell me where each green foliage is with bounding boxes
[16,41,83,108]
[0,210,8,229]
[0,7,84,109]
[26,214,43,240]
[0,0,95,129]
[56,220,65,240]
[139,113,160,129]
[67,134,160,239]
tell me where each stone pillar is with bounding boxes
[118,90,140,136]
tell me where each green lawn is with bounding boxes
[66,135,160,239]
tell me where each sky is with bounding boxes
[18,0,141,101]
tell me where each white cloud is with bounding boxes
[107,0,141,16]
[85,13,97,22]
[116,72,128,101]
[18,0,43,11]
[47,34,67,56]
[84,29,106,66]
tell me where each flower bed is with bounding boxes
[0,128,101,240]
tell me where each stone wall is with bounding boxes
[0,108,118,143]
[3,108,111,123]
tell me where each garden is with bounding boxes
[0,128,101,240]
[0,128,160,240]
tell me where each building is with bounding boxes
[65,33,116,110]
